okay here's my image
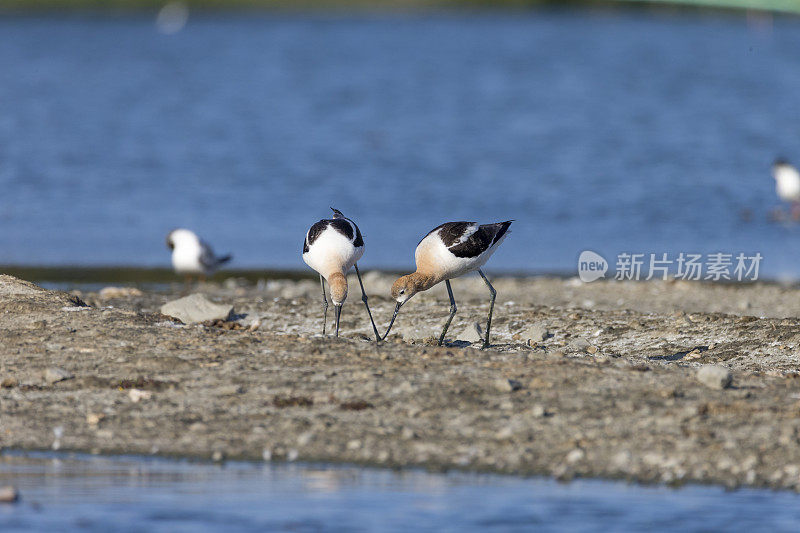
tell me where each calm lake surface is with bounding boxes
[1,11,800,276]
[2,452,800,532]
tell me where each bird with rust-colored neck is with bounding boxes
[383,220,512,348]
[302,208,380,340]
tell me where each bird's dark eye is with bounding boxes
[400,289,405,295]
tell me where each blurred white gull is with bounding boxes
[156,1,189,35]
[772,158,800,221]
[166,229,231,283]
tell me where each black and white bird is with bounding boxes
[165,229,231,283]
[773,158,800,220]
[383,220,513,348]
[302,208,380,340]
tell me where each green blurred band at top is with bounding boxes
[0,0,799,13]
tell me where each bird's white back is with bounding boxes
[302,226,363,279]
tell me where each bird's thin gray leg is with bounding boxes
[438,280,457,347]
[478,269,497,349]
[319,275,329,335]
[354,264,380,342]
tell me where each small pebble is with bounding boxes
[160,294,233,324]
[522,324,548,343]
[696,365,733,390]
[401,427,417,440]
[99,286,143,299]
[128,389,152,402]
[494,378,523,392]
[566,448,585,464]
[458,322,484,344]
[570,338,591,352]
[496,426,514,440]
[86,413,104,426]
[44,367,73,385]
[685,349,703,361]
[531,404,547,418]
[297,432,314,446]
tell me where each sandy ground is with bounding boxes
[4,272,800,490]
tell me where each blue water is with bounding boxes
[1,452,799,532]
[2,11,800,276]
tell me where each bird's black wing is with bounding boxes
[303,220,329,254]
[446,221,512,259]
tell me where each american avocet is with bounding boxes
[166,229,231,283]
[382,220,513,348]
[302,208,380,340]
[773,158,800,220]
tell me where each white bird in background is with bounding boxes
[772,158,800,221]
[166,229,231,284]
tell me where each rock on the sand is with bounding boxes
[696,365,733,390]
[160,294,233,324]
[522,324,548,343]
[128,389,153,403]
[494,378,523,392]
[459,322,484,344]
[569,338,592,352]
[44,367,73,385]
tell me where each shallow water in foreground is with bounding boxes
[1,452,799,532]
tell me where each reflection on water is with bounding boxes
[1,452,800,532]
[2,13,800,277]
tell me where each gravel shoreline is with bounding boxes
[3,273,800,490]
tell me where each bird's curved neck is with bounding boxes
[409,271,438,292]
